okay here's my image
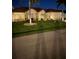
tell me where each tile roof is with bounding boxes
[12,7,66,13]
[12,7,28,12]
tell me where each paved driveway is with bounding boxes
[12,29,66,59]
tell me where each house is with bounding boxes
[12,7,66,22]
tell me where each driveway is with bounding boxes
[12,29,66,59]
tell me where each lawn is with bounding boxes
[12,20,66,37]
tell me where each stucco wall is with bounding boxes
[12,9,66,22]
[26,9,37,20]
[12,12,25,22]
[38,10,46,21]
[46,12,62,20]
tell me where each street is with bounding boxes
[12,29,66,59]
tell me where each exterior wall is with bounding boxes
[62,13,66,22]
[38,10,46,21]
[12,12,25,22]
[26,9,37,20]
[12,8,66,22]
[25,11,28,20]
[46,12,62,20]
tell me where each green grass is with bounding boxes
[12,20,66,37]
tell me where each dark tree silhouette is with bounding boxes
[56,0,66,21]
[56,0,66,9]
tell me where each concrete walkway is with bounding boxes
[12,29,66,59]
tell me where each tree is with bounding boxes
[56,0,66,21]
[19,0,39,24]
[56,0,66,9]
[29,0,39,24]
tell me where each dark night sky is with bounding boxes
[12,0,66,10]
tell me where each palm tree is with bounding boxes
[19,0,39,24]
[29,0,39,24]
[56,0,66,21]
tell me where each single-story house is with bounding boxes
[12,7,66,22]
